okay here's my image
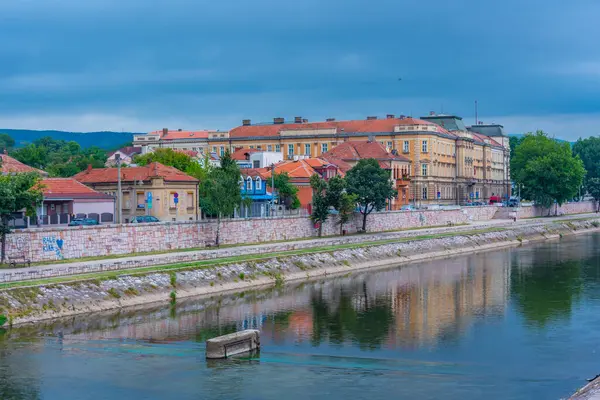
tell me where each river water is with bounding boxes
[2,234,600,400]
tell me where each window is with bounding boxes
[249,145,254,149]
[288,144,294,157]
[239,178,244,189]
[422,187,428,200]
[256,177,262,191]
[275,144,281,152]
[220,146,225,156]
[305,143,311,156]
[253,160,260,168]
[387,141,393,150]
[246,177,253,191]
[422,140,428,153]
[267,145,273,152]
[421,163,428,176]
[212,146,217,153]
[321,143,328,153]
[403,140,410,153]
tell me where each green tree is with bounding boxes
[325,175,345,211]
[134,148,194,172]
[346,159,396,232]
[200,151,242,245]
[0,134,15,152]
[337,192,358,235]
[0,173,43,263]
[586,178,600,211]
[512,131,585,214]
[268,172,300,209]
[10,137,108,177]
[310,174,329,237]
[509,135,523,161]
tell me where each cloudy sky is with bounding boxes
[1,0,599,139]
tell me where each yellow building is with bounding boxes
[73,163,200,222]
[135,114,511,205]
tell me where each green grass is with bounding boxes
[0,227,506,290]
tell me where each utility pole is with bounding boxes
[116,153,122,224]
[271,163,275,217]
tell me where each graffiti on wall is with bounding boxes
[42,235,64,260]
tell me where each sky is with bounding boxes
[1,0,600,140]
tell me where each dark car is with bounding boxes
[130,216,160,224]
[68,218,99,227]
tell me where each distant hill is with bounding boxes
[0,129,141,149]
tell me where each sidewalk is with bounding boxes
[1,213,597,284]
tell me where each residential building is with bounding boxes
[135,113,511,204]
[0,151,48,176]
[105,146,142,167]
[38,178,115,224]
[133,128,226,155]
[320,140,411,209]
[73,162,200,222]
[238,169,274,218]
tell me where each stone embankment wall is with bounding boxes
[3,218,599,326]
[494,201,596,219]
[3,202,592,263]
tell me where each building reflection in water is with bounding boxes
[52,250,512,350]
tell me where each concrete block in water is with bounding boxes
[206,329,260,359]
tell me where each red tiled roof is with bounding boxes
[231,148,260,161]
[40,178,114,200]
[149,130,210,140]
[261,160,318,180]
[240,168,268,178]
[107,146,142,158]
[229,117,450,138]
[322,141,410,162]
[471,132,502,147]
[0,154,48,176]
[174,149,199,157]
[73,162,199,184]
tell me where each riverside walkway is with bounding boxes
[1,212,597,284]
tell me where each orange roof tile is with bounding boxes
[73,162,198,184]
[231,148,260,161]
[229,117,451,138]
[40,178,114,200]
[261,160,318,180]
[0,154,47,175]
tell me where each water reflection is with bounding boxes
[3,234,600,400]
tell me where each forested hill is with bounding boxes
[0,129,140,149]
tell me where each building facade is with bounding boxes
[135,114,511,205]
[73,162,200,222]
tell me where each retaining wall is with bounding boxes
[6,203,591,263]
[494,201,596,219]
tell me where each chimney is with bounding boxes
[273,117,285,124]
[326,118,335,122]
[429,111,435,116]
[366,116,377,120]
[162,128,168,136]
[87,164,92,172]
[386,114,395,119]
[178,128,182,131]
[242,119,251,126]
[368,135,375,143]
[302,118,308,123]
[399,114,406,120]
[294,116,302,123]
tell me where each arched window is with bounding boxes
[256,177,262,191]
[246,177,253,191]
[239,177,244,190]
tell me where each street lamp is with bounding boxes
[115,153,122,224]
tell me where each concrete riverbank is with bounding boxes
[2,217,600,327]
[569,375,600,399]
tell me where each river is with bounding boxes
[2,233,600,400]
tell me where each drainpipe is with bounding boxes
[195,182,199,221]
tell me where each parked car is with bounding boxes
[130,216,160,223]
[68,218,99,227]
[400,205,415,211]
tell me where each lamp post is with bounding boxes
[115,153,122,224]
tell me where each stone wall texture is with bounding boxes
[3,202,594,263]
[494,201,597,219]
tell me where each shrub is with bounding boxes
[107,288,121,299]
